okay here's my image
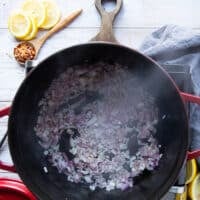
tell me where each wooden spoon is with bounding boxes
[14,9,82,65]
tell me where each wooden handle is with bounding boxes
[34,9,83,54]
[91,0,123,43]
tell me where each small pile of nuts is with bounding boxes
[14,42,36,64]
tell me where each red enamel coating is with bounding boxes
[0,106,16,172]
[187,150,200,160]
[0,161,16,173]
[0,106,10,117]
[0,179,37,200]
[181,92,200,105]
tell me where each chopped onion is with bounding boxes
[35,62,162,192]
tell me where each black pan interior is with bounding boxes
[8,43,188,200]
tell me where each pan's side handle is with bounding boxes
[0,106,16,173]
[91,0,123,43]
[188,150,200,160]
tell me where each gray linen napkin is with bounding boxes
[139,25,200,164]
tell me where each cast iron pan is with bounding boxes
[8,0,190,199]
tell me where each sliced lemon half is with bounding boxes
[40,0,61,29]
[188,173,200,200]
[8,11,32,39]
[22,16,38,40]
[186,159,197,185]
[21,0,47,28]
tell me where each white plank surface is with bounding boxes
[1,0,200,28]
[0,0,200,198]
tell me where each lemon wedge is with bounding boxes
[8,11,32,39]
[40,0,61,29]
[21,0,47,28]
[22,16,38,40]
[186,159,197,184]
[188,173,200,200]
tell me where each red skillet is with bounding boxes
[0,107,36,200]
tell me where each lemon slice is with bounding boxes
[22,16,38,40]
[40,0,61,29]
[8,11,32,39]
[186,159,197,184]
[21,0,47,28]
[188,173,200,200]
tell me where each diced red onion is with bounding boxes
[34,62,162,192]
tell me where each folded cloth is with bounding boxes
[139,25,200,164]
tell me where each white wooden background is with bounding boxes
[0,0,200,197]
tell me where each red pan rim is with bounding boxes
[0,178,36,200]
